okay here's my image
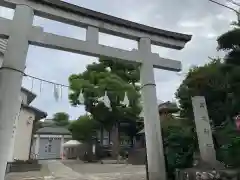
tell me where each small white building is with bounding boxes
[12,88,47,160]
[9,87,47,161]
[31,126,72,159]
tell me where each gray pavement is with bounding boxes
[5,162,50,180]
[63,160,146,180]
[5,171,43,180]
[47,160,87,180]
[5,160,147,180]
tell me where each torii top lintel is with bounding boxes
[1,0,192,50]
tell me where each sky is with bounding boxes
[0,0,238,120]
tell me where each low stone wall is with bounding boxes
[6,161,42,173]
[176,161,240,180]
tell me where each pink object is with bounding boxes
[235,115,240,130]
[61,152,65,160]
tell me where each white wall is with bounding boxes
[13,108,35,160]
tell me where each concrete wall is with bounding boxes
[13,108,35,160]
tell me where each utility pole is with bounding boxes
[209,0,240,22]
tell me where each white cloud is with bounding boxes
[205,33,218,39]
[178,21,205,28]
[0,7,13,19]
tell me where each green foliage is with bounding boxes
[52,112,70,127]
[177,60,224,126]
[217,25,240,65]
[68,57,141,130]
[177,23,240,125]
[214,122,240,167]
[176,21,240,169]
[162,116,195,179]
[175,59,240,168]
[68,57,142,157]
[68,115,100,142]
[176,59,240,126]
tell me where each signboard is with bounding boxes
[191,96,217,164]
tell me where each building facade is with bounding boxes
[8,88,47,161]
[31,126,72,159]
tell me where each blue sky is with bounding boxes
[0,0,237,120]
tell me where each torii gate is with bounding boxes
[0,0,191,180]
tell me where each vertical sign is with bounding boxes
[8,95,22,162]
[191,96,217,164]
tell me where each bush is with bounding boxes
[161,117,195,180]
[215,123,240,167]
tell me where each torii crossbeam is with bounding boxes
[0,1,191,180]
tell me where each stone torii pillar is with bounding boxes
[0,1,191,180]
[139,38,166,180]
[0,5,33,178]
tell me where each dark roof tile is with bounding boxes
[36,127,71,135]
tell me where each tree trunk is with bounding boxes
[86,140,94,162]
[111,123,119,159]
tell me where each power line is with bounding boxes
[226,0,240,7]
[209,0,240,22]
[209,0,239,13]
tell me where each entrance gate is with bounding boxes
[0,1,191,180]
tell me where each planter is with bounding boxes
[6,160,41,173]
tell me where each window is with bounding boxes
[103,139,109,146]
[48,144,52,152]
[102,129,109,145]
[45,139,53,152]
[44,145,48,152]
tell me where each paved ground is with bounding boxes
[5,160,146,180]
[5,171,43,180]
[63,160,146,180]
[5,163,50,180]
[47,160,86,180]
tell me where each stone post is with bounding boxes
[86,26,99,44]
[35,135,40,158]
[139,38,166,180]
[191,96,217,165]
[60,135,64,159]
[0,5,33,180]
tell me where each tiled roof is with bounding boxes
[158,101,179,113]
[22,104,47,121]
[36,127,71,135]
[21,87,37,104]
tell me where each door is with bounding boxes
[38,138,61,159]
